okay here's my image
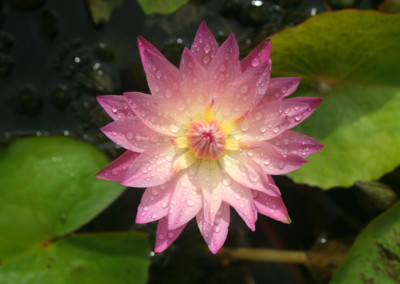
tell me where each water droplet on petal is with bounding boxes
[204,44,211,53]
[251,58,260,67]
[151,213,157,219]
[167,232,174,238]
[295,114,302,121]
[203,56,210,64]
[214,226,221,233]
[259,125,267,133]
[161,202,168,208]
[255,112,262,120]
[111,107,117,113]
[219,64,226,72]
[186,200,194,207]
[164,90,172,99]
[151,189,159,196]
[158,234,164,240]
[278,161,285,169]
[125,132,134,140]
[156,71,162,79]
[169,124,179,133]
[273,126,280,133]
[240,85,248,94]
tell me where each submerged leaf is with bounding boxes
[137,0,188,15]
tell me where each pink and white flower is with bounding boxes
[96,22,323,254]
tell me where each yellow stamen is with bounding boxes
[172,151,196,173]
[226,138,241,151]
[203,103,215,121]
[173,136,188,148]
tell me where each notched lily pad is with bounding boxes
[269,10,400,189]
[0,136,125,258]
[330,201,400,283]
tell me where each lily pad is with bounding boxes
[0,136,125,258]
[137,0,188,15]
[269,10,400,189]
[0,232,150,284]
[88,0,125,24]
[330,201,400,283]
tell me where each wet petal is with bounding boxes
[96,150,139,181]
[179,48,211,118]
[138,37,180,98]
[190,21,219,69]
[215,59,271,120]
[121,145,177,188]
[196,202,230,254]
[195,160,222,227]
[252,190,291,223]
[124,92,185,137]
[249,142,308,175]
[263,77,302,102]
[168,171,202,230]
[154,217,186,253]
[101,117,169,152]
[268,130,324,159]
[97,95,135,121]
[208,34,241,90]
[221,152,281,196]
[237,97,322,141]
[136,182,172,224]
[221,176,257,231]
[241,39,271,72]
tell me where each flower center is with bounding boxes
[186,119,227,160]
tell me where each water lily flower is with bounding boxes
[96,22,323,254]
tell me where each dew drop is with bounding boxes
[281,86,287,94]
[164,90,172,99]
[169,124,179,133]
[158,234,164,240]
[186,200,194,207]
[167,232,174,238]
[264,159,271,166]
[203,56,210,64]
[278,161,285,169]
[151,213,158,219]
[283,138,290,145]
[259,125,267,133]
[125,132,134,140]
[214,226,221,233]
[219,64,226,72]
[240,85,248,94]
[255,112,262,120]
[135,133,142,141]
[151,189,159,196]
[295,114,302,121]
[111,169,118,176]
[161,202,168,208]
[204,44,211,53]
[251,58,260,67]
[156,71,162,79]
[234,193,240,200]
[111,107,117,113]
[273,126,280,133]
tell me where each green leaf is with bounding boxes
[137,0,188,15]
[0,136,125,259]
[0,232,150,284]
[88,0,125,24]
[330,202,400,283]
[379,0,400,13]
[269,10,400,189]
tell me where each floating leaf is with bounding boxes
[0,233,150,284]
[269,10,400,189]
[137,0,188,15]
[88,0,125,24]
[330,201,400,283]
[0,136,125,258]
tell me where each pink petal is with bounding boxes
[215,59,271,120]
[238,97,322,142]
[221,176,257,231]
[250,142,308,175]
[101,117,168,152]
[137,38,180,98]
[208,34,241,87]
[97,95,135,121]
[96,150,139,181]
[268,130,324,159]
[196,202,230,254]
[154,217,186,253]
[124,92,185,137]
[241,39,271,72]
[168,171,202,230]
[121,144,177,188]
[263,77,302,102]
[190,21,219,69]
[179,48,211,115]
[221,152,281,196]
[194,160,223,228]
[136,182,172,224]
[252,190,291,223]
